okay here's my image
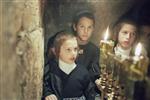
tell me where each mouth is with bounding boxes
[123,41,129,44]
[70,57,76,61]
[82,35,88,38]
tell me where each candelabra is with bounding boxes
[98,39,126,100]
[97,27,149,100]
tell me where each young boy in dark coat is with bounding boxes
[43,32,96,100]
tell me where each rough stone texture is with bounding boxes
[1,0,44,100]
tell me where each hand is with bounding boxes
[45,94,58,100]
[95,78,103,90]
[95,79,101,86]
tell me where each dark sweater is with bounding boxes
[76,42,100,81]
[45,34,100,81]
[42,59,96,100]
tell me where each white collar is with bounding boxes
[114,45,131,60]
[59,59,76,74]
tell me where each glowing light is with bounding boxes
[135,43,142,56]
[104,26,109,41]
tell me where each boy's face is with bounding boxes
[73,17,94,42]
[118,24,136,50]
[59,38,78,64]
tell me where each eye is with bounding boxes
[74,47,78,52]
[79,25,84,29]
[88,26,93,29]
[66,48,71,52]
[122,31,128,34]
[131,32,136,36]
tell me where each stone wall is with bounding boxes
[1,0,44,100]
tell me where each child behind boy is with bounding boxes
[72,11,100,82]
[42,32,95,100]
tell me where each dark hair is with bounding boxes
[113,18,140,46]
[53,31,76,58]
[73,10,95,27]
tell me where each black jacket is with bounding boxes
[42,59,96,100]
[45,33,100,81]
[76,42,100,81]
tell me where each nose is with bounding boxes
[84,28,88,34]
[71,50,76,56]
[126,33,131,39]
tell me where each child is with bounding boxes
[113,18,147,100]
[95,18,142,100]
[45,11,100,94]
[72,10,100,83]
[113,19,139,60]
[42,32,95,100]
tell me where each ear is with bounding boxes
[73,24,76,31]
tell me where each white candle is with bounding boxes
[100,26,110,44]
[100,26,114,52]
[134,43,142,62]
[104,26,109,41]
[135,43,142,56]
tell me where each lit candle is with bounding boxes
[129,42,146,80]
[100,26,114,52]
[104,26,109,41]
[99,26,114,71]
[101,26,109,43]
[134,43,142,62]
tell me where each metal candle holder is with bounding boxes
[98,40,127,100]
[98,41,149,100]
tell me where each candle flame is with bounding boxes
[135,43,142,56]
[104,27,109,41]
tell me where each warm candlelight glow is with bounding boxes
[135,43,142,56]
[104,26,109,41]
